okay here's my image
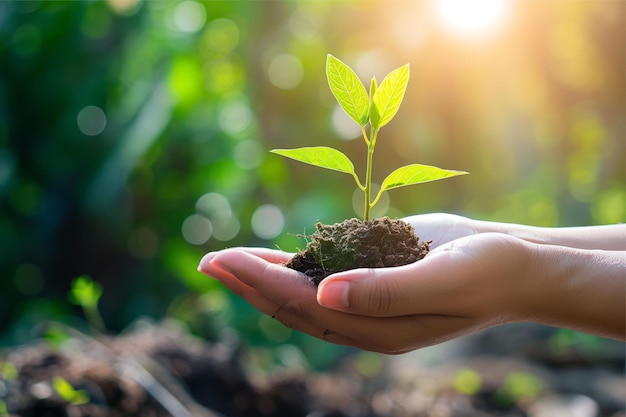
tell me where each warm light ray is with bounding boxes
[432,0,512,39]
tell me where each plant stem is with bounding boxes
[85,305,106,334]
[364,127,378,221]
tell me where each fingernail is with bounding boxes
[197,253,217,273]
[317,280,350,309]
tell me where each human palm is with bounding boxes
[198,214,534,353]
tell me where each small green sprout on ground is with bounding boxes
[69,275,105,334]
[271,54,467,221]
[53,376,90,405]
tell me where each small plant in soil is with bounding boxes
[271,55,467,285]
[69,275,106,333]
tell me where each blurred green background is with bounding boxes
[0,0,623,364]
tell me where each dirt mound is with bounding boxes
[285,217,430,285]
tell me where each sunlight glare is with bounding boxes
[432,0,512,39]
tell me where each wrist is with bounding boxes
[522,243,626,340]
[474,220,626,250]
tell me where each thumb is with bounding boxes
[316,248,462,317]
[317,234,520,317]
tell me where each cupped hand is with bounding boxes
[402,213,479,249]
[198,231,535,354]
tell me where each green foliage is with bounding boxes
[271,54,467,221]
[43,323,72,350]
[69,275,105,333]
[0,0,622,360]
[453,368,482,396]
[326,55,370,126]
[69,275,102,309]
[496,372,543,406]
[52,377,90,405]
[0,361,17,381]
[270,147,362,187]
[371,63,409,129]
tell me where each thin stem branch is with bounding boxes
[364,127,378,221]
[361,126,370,146]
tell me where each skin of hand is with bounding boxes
[198,214,626,354]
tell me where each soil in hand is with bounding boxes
[285,217,430,285]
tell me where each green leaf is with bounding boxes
[53,377,90,405]
[326,54,369,126]
[69,275,102,308]
[373,64,409,128]
[369,76,381,130]
[271,147,364,189]
[271,147,354,174]
[380,164,468,193]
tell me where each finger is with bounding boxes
[199,259,280,316]
[202,251,363,347]
[317,247,458,317]
[210,250,403,340]
[199,248,293,273]
[210,249,315,304]
[318,233,527,319]
[316,241,478,317]
[204,250,488,353]
[199,256,345,342]
[229,247,294,263]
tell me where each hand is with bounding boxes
[198,232,534,354]
[402,213,479,248]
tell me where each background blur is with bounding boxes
[0,0,623,370]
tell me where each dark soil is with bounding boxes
[285,217,430,285]
[3,321,624,417]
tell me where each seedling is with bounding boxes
[271,54,467,221]
[69,275,105,334]
[53,376,90,405]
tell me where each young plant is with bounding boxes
[271,54,467,221]
[69,275,105,334]
[53,376,90,405]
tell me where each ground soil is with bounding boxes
[285,217,430,285]
[3,321,624,417]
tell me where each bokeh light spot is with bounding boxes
[332,104,362,140]
[173,1,206,33]
[77,106,107,136]
[204,18,239,53]
[432,0,512,39]
[354,50,390,81]
[234,139,264,170]
[592,187,625,225]
[352,185,389,219]
[268,54,304,90]
[211,211,240,241]
[288,10,321,40]
[194,193,239,241]
[196,192,231,218]
[107,0,141,16]
[182,214,212,245]
[251,204,285,240]
[12,24,41,56]
[454,368,483,395]
[204,58,243,93]
[169,56,203,104]
[218,100,253,136]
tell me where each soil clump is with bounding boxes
[285,217,430,285]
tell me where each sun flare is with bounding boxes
[432,0,512,39]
